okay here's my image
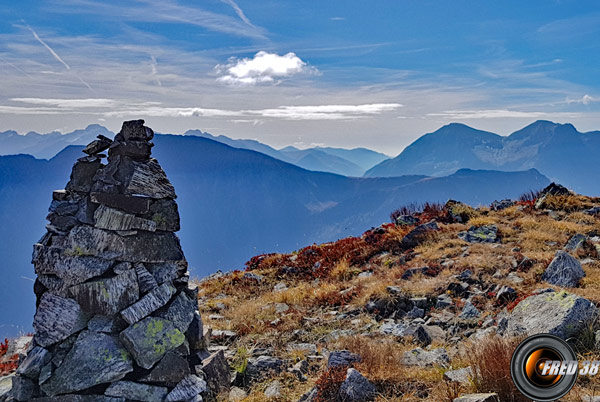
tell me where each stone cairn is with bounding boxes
[11,120,230,402]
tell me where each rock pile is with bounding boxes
[11,120,227,401]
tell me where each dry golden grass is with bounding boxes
[466,336,527,402]
[467,216,498,227]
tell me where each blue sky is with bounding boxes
[0,0,599,153]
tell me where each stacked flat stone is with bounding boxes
[12,120,223,402]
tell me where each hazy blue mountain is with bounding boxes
[187,130,368,176]
[0,124,113,159]
[0,134,549,336]
[315,147,389,171]
[365,120,600,195]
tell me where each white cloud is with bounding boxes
[219,0,255,28]
[12,98,118,108]
[94,102,403,120]
[216,51,315,85]
[566,94,598,105]
[330,17,345,21]
[245,104,403,120]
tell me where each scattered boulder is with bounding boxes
[396,215,419,226]
[328,350,362,368]
[264,380,282,399]
[504,291,597,339]
[401,221,439,248]
[402,347,450,367]
[246,356,284,381]
[228,387,248,401]
[542,250,585,287]
[459,301,480,319]
[458,225,499,243]
[565,233,587,252]
[444,367,473,385]
[491,199,514,211]
[338,368,376,402]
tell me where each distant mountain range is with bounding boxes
[365,120,600,195]
[0,134,549,335]
[0,125,389,177]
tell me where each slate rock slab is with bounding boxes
[94,205,157,232]
[41,331,133,396]
[120,282,176,325]
[67,226,184,263]
[505,291,597,339]
[32,245,113,286]
[120,317,185,369]
[69,269,139,316]
[124,159,176,199]
[156,292,196,332]
[33,294,88,348]
[16,346,51,379]
[141,352,190,387]
[542,250,585,287]
[165,375,207,402]
[105,381,168,402]
[201,350,230,395]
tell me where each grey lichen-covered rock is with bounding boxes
[505,291,597,339]
[104,381,168,402]
[338,368,376,402]
[33,294,88,347]
[120,282,176,325]
[165,375,207,402]
[16,347,51,379]
[120,317,185,369]
[68,269,139,316]
[156,292,196,332]
[402,347,450,367]
[201,350,230,396]
[458,225,499,243]
[141,352,190,387]
[542,250,585,287]
[41,331,133,396]
[453,393,499,402]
